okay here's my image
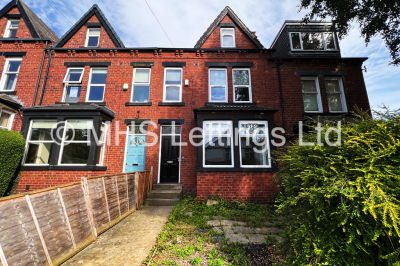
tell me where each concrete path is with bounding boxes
[63,206,174,266]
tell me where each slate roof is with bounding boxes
[194,6,264,49]
[0,0,59,42]
[194,105,277,112]
[54,4,124,48]
[22,103,115,117]
[0,94,23,109]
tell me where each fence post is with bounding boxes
[102,177,111,225]
[57,188,76,249]
[134,172,139,209]
[149,167,153,192]
[115,177,121,217]
[81,177,97,238]
[125,174,129,211]
[0,243,9,266]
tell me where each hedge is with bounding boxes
[276,109,400,265]
[0,130,25,197]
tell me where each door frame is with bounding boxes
[157,125,182,184]
[122,125,148,173]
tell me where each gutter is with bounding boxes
[32,41,48,106]
[38,48,53,106]
[48,47,275,53]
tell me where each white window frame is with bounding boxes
[301,76,323,113]
[131,68,151,102]
[238,121,271,168]
[96,122,108,166]
[289,32,338,51]
[86,67,107,102]
[220,28,235,48]
[0,109,15,130]
[163,68,182,102]
[0,58,22,92]
[4,19,19,38]
[63,67,85,83]
[22,120,57,166]
[58,120,93,166]
[85,28,101,47]
[232,68,252,103]
[202,120,234,168]
[208,68,228,103]
[324,77,347,113]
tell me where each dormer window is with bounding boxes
[220,28,235,48]
[4,19,20,38]
[85,28,101,47]
[290,32,337,51]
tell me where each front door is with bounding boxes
[124,135,147,173]
[159,126,181,183]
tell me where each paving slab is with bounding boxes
[62,206,173,266]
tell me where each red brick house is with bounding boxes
[0,1,370,202]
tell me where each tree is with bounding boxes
[299,0,400,65]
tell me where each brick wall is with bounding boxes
[0,7,33,38]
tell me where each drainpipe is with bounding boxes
[276,59,286,133]
[38,48,53,106]
[32,41,48,106]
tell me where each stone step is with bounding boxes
[144,198,180,206]
[152,184,182,191]
[148,190,181,199]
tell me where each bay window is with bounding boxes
[0,58,22,91]
[132,68,151,102]
[239,121,270,168]
[87,68,108,102]
[209,69,228,102]
[203,121,233,167]
[163,68,182,102]
[301,77,323,112]
[63,68,84,102]
[233,68,252,102]
[325,77,347,112]
[0,110,14,130]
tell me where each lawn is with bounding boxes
[142,196,286,266]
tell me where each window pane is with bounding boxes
[132,86,150,102]
[7,61,21,72]
[65,86,81,102]
[239,123,266,135]
[204,137,232,165]
[65,120,93,141]
[222,36,234,47]
[290,33,301,49]
[324,33,336,49]
[221,29,234,35]
[235,87,250,102]
[88,86,105,101]
[325,80,341,93]
[165,70,181,84]
[25,143,53,164]
[61,143,90,164]
[135,69,150,83]
[90,69,107,84]
[210,86,226,102]
[165,86,180,101]
[240,137,268,166]
[129,125,148,134]
[161,126,181,134]
[327,94,343,111]
[87,36,99,46]
[301,80,317,93]
[210,70,226,85]
[10,21,19,27]
[0,112,11,128]
[2,74,18,91]
[204,123,231,135]
[89,28,101,35]
[302,93,319,111]
[302,33,324,50]
[66,69,83,82]
[233,70,249,85]
[30,121,57,141]
[8,29,17,38]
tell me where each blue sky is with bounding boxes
[6,0,400,110]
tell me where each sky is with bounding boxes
[5,0,399,110]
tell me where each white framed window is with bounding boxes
[0,58,22,91]
[220,28,235,48]
[86,68,108,102]
[23,120,57,165]
[85,28,101,47]
[4,19,19,38]
[62,68,84,102]
[233,68,252,103]
[96,122,108,166]
[203,121,234,168]
[58,120,93,165]
[131,68,151,102]
[289,32,337,51]
[0,110,14,130]
[301,77,323,112]
[209,68,228,102]
[238,121,271,168]
[163,68,182,102]
[324,77,347,112]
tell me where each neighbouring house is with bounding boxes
[0,94,22,130]
[0,1,370,202]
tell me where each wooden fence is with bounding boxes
[0,169,153,266]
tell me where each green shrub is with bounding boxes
[276,109,400,265]
[0,130,25,197]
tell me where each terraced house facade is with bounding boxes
[0,0,370,202]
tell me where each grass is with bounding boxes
[142,196,285,265]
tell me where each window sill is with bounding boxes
[125,102,152,106]
[205,102,256,106]
[0,91,17,95]
[55,102,107,106]
[158,102,185,106]
[21,165,108,171]
[196,166,278,172]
